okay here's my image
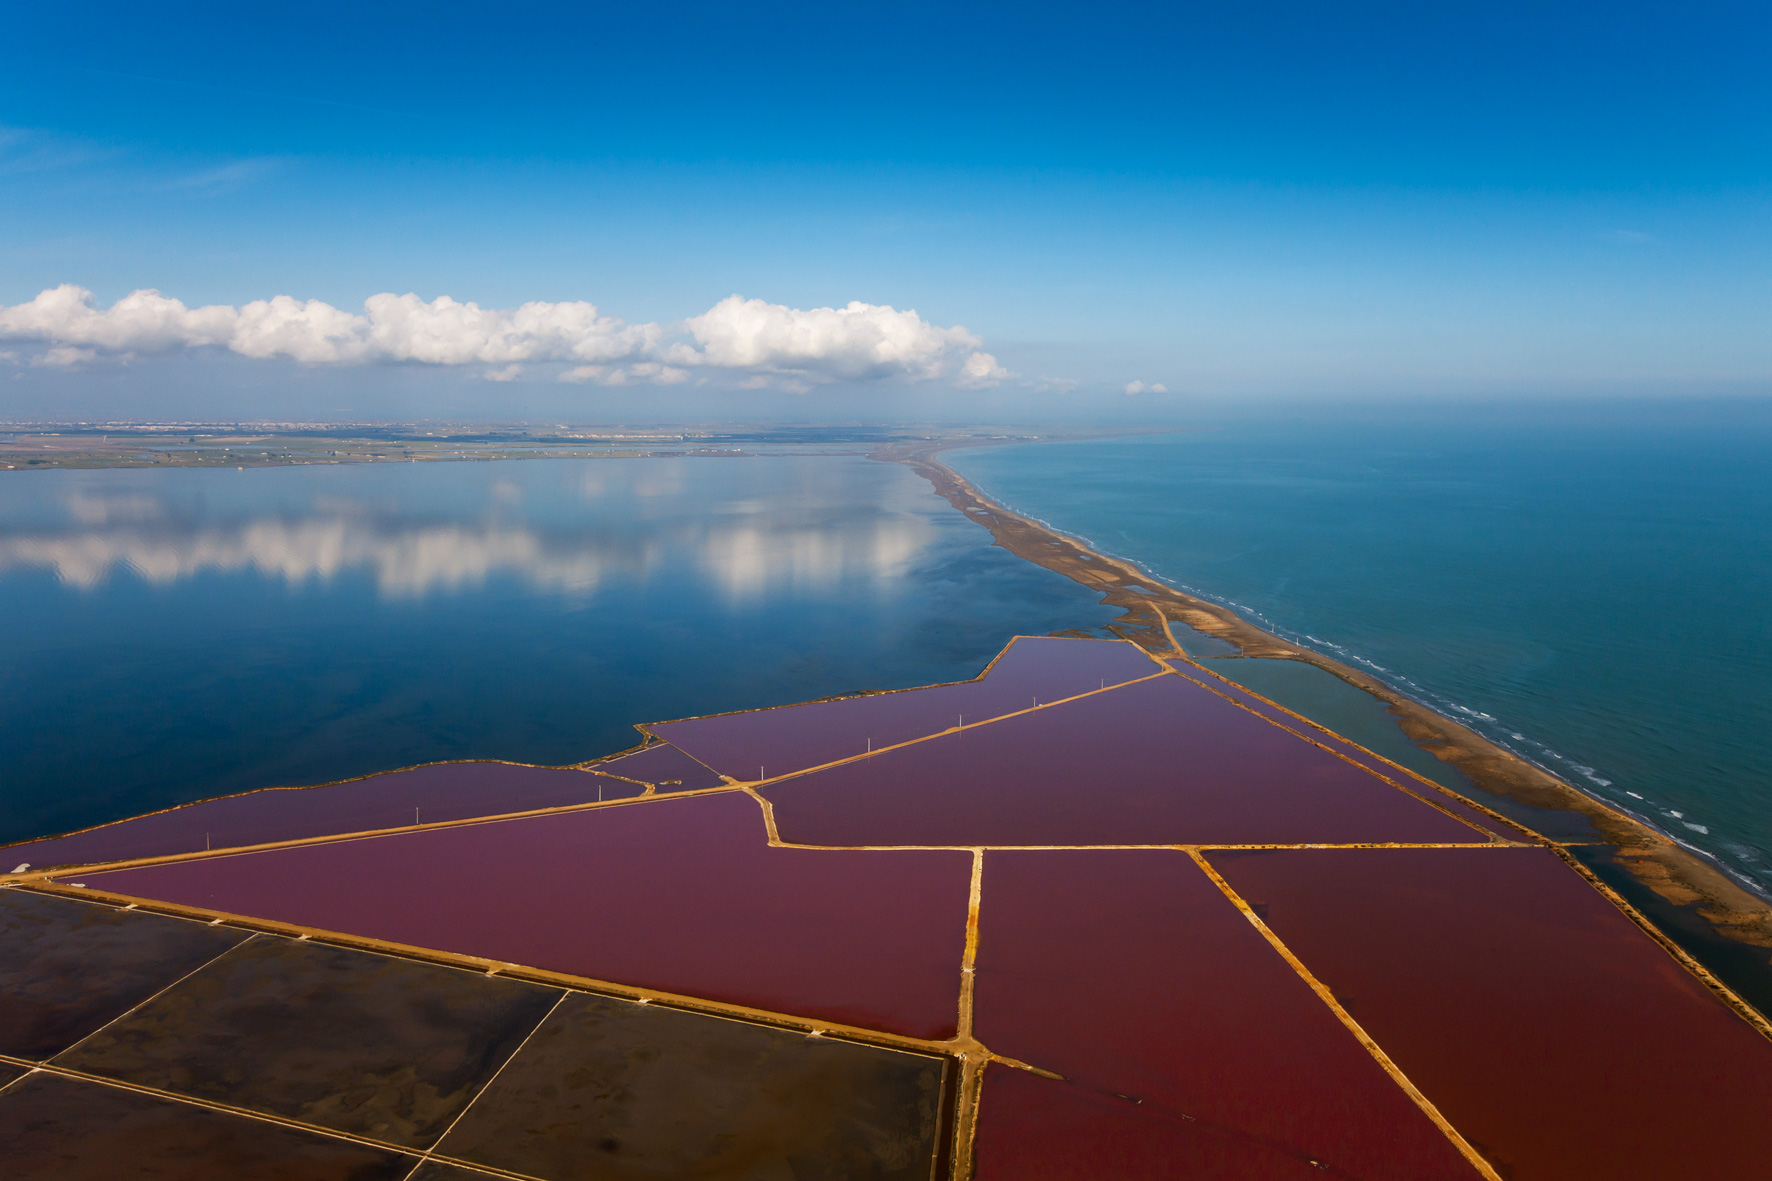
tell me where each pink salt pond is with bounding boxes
[1210,846,1772,1180]
[647,636,1161,781]
[2,761,634,871]
[1164,660,1526,838]
[971,850,1478,1180]
[16,634,1772,1179]
[81,792,972,1040]
[761,671,1489,847]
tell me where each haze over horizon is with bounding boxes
[2,1,1767,422]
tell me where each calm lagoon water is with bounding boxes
[0,453,1116,845]
[949,402,1772,896]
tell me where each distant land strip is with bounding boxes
[875,437,1772,979]
[0,422,1116,470]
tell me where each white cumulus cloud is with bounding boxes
[352,292,656,365]
[670,295,1004,387]
[0,284,1007,390]
[1124,380,1169,395]
[3,286,236,353]
[0,285,653,368]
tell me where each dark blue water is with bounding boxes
[0,453,1117,845]
[949,401,1772,895]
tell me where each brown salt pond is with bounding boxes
[0,1073,415,1181]
[0,888,250,1060]
[0,890,948,1181]
[430,991,948,1179]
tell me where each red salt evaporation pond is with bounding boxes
[970,851,1478,1179]
[77,793,972,1039]
[1164,661,1522,839]
[762,674,1488,847]
[973,1067,1368,1181]
[647,637,1160,781]
[3,763,634,871]
[595,742,729,792]
[1210,847,1772,1180]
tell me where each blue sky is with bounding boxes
[1,1,1767,421]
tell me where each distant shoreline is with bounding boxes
[0,423,1159,472]
[876,436,1772,991]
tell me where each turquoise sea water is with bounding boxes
[0,452,1116,845]
[948,401,1772,896]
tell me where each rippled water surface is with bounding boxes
[949,403,1772,894]
[0,453,1116,844]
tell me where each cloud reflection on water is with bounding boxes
[0,480,933,599]
[1,456,1127,853]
